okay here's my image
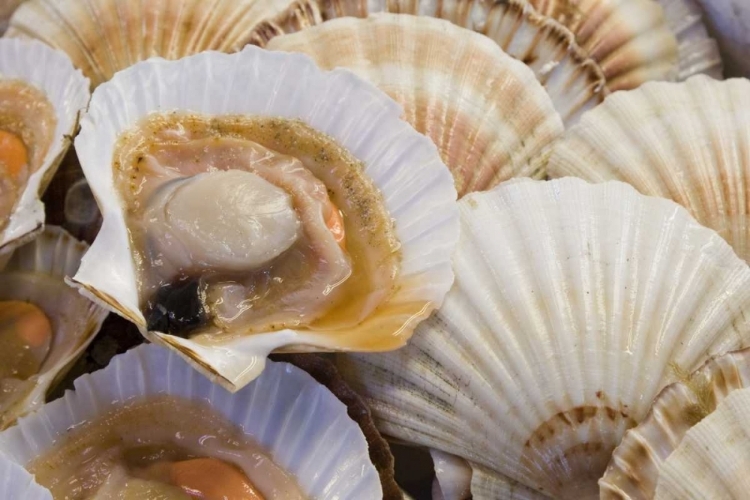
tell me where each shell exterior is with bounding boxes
[337,178,750,498]
[526,0,679,90]
[0,38,89,255]
[546,76,750,263]
[6,0,322,88]
[275,0,609,127]
[267,14,564,197]
[0,225,108,430]
[0,343,383,499]
[655,0,723,80]
[71,46,458,392]
[654,386,750,499]
[0,454,50,500]
[0,0,24,34]
[694,0,750,77]
[600,348,750,499]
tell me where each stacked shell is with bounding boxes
[337,178,750,498]
[70,46,459,391]
[267,14,564,196]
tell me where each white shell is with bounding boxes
[0,38,89,255]
[71,45,458,392]
[338,178,750,498]
[0,225,108,429]
[655,386,750,499]
[694,0,750,77]
[0,454,50,500]
[600,348,750,499]
[267,14,564,196]
[0,343,382,499]
[546,76,750,262]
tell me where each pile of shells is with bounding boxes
[0,0,749,498]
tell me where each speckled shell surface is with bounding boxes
[268,14,564,197]
[338,178,750,498]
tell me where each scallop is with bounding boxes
[0,226,108,430]
[70,46,458,391]
[337,178,750,498]
[268,14,564,197]
[0,343,383,499]
[5,0,322,88]
[0,38,89,255]
[546,76,750,262]
[601,348,750,499]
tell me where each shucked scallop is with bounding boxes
[0,343,383,499]
[0,38,89,255]
[70,46,458,391]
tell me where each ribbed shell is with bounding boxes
[546,76,750,263]
[526,0,679,90]
[268,14,564,197]
[71,46,458,392]
[337,178,750,498]
[694,0,750,77]
[655,386,750,499]
[5,0,321,88]
[601,348,750,499]
[0,454,50,500]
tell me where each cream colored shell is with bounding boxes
[601,348,750,499]
[71,46,458,392]
[6,0,321,88]
[268,14,564,197]
[338,178,750,498]
[546,76,750,262]
[655,386,750,499]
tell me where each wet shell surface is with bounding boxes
[0,226,108,430]
[0,453,50,500]
[654,386,750,499]
[6,0,322,88]
[337,178,750,498]
[546,76,750,263]
[267,14,564,197]
[0,343,383,498]
[71,46,458,392]
[0,38,89,255]
[694,0,750,77]
[600,348,750,499]
[525,0,679,90]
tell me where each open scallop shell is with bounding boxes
[337,178,750,498]
[600,348,750,499]
[546,76,750,262]
[0,343,382,499]
[70,45,458,392]
[5,0,321,88]
[654,386,750,499]
[694,0,750,77]
[0,226,108,429]
[0,38,89,255]
[267,14,564,196]
[0,454,50,500]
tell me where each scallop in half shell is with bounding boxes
[0,343,383,499]
[0,453,50,500]
[600,348,750,499]
[546,76,750,262]
[0,38,89,255]
[337,178,750,498]
[70,46,458,391]
[6,0,322,88]
[0,226,108,430]
[268,14,564,197]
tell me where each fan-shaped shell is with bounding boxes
[337,178,750,498]
[656,386,750,499]
[0,226,108,429]
[694,0,750,77]
[268,14,563,197]
[546,76,750,263]
[71,46,458,392]
[0,454,50,500]
[0,38,89,255]
[0,343,383,498]
[5,0,321,88]
[600,348,750,499]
